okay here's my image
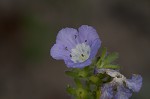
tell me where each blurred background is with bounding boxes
[0,0,150,99]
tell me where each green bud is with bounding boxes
[76,88,87,99]
[89,76,99,84]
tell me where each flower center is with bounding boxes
[70,43,91,63]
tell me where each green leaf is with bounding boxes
[98,73,106,79]
[65,71,78,78]
[100,47,107,60]
[103,52,119,65]
[103,65,120,69]
[96,47,107,68]
[96,89,100,99]
[78,71,88,78]
[74,78,82,88]
[66,85,75,95]
[83,66,90,71]
[85,81,90,91]
[72,68,80,72]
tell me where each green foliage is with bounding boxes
[97,47,120,69]
[76,88,88,99]
[104,52,119,65]
[89,76,100,84]
[65,71,79,78]
[65,47,120,99]
[65,66,101,99]
[104,65,120,69]
[100,47,107,60]
[74,78,82,88]
[66,85,76,95]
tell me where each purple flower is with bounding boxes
[101,84,113,99]
[114,85,132,99]
[125,74,142,92]
[101,84,132,99]
[50,25,101,68]
[100,69,142,99]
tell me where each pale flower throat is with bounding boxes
[70,43,91,63]
[106,70,126,85]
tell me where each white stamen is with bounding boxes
[70,43,90,63]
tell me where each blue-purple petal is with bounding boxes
[64,59,91,68]
[126,74,142,92]
[101,84,114,99]
[56,27,79,50]
[78,25,100,45]
[50,44,70,60]
[89,39,101,59]
[114,86,132,99]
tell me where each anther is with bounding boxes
[81,54,84,57]
[74,35,77,39]
[70,54,72,57]
[65,47,68,50]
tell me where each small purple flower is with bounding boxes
[50,25,101,68]
[114,85,132,99]
[126,74,142,92]
[101,84,113,99]
[100,69,142,99]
